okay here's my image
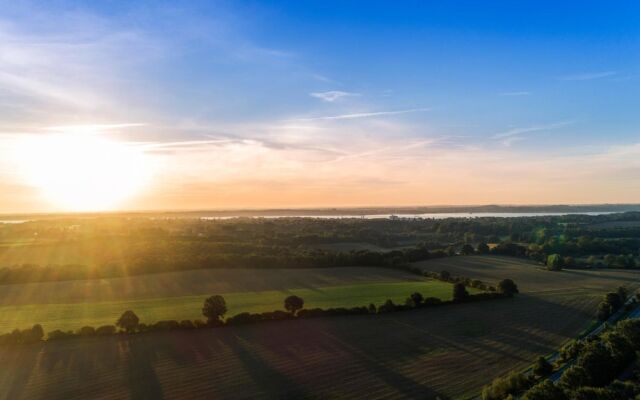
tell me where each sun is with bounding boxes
[15,133,152,211]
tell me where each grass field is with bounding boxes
[0,280,459,333]
[0,256,638,400]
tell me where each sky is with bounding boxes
[0,0,639,213]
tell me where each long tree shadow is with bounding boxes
[218,331,315,399]
[0,342,42,400]
[122,336,164,400]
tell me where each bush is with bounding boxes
[48,330,75,341]
[497,279,519,296]
[77,326,96,336]
[453,283,469,301]
[179,320,195,329]
[152,320,180,331]
[546,254,564,271]
[95,325,117,336]
[532,356,553,377]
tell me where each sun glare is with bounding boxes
[15,133,152,211]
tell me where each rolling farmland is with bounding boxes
[0,256,638,399]
[0,280,459,333]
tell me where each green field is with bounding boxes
[0,280,459,333]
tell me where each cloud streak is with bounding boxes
[558,71,617,81]
[310,91,358,102]
[290,108,431,122]
[492,121,574,139]
[499,91,531,96]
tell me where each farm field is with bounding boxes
[0,267,427,305]
[0,255,638,399]
[0,280,460,333]
[413,255,640,294]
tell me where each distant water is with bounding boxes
[0,211,619,224]
[201,211,616,220]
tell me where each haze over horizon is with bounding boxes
[1,1,639,213]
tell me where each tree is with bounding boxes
[406,292,424,307]
[440,270,451,281]
[498,279,519,296]
[379,299,396,313]
[532,356,553,377]
[284,295,304,315]
[558,365,590,390]
[453,283,469,301]
[523,380,567,400]
[477,242,490,254]
[202,295,227,323]
[605,292,623,310]
[461,244,475,255]
[546,254,563,271]
[31,324,44,341]
[116,310,140,333]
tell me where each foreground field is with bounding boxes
[0,280,458,333]
[0,256,638,399]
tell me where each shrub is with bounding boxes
[95,325,117,336]
[77,326,96,336]
[453,283,469,301]
[497,279,519,296]
[179,320,195,329]
[532,356,553,377]
[48,330,75,341]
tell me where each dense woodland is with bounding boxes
[0,212,639,284]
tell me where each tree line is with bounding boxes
[481,309,640,400]
[0,278,519,345]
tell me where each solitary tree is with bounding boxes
[284,295,304,315]
[202,295,227,324]
[116,310,140,333]
[497,279,519,296]
[546,254,563,271]
[532,356,553,376]
[453,283,469,301]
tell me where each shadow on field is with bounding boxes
[0,342,42,400]
[0,289,599,400]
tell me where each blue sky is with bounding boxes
[0,1,639,212]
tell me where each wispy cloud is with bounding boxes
[45,123,146,132]
[310,91,358,102]
[290,108,431,122]
[499,91,531,96]
[492,121,574,140]
[558,71,617,81]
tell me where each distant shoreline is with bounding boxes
[1,204,640,221]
